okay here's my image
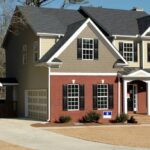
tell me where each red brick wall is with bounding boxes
[137,81,147,114]
[50,75,119,122]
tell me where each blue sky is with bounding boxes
[39,0,150,14]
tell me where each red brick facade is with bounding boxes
[50,76,148,123]
[50,75,119,122]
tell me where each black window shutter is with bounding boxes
[63,85,67,111]
[108,84,114,109]
[119,42,123,56]
[94,39,98,60]
[134,42,138,62]
[77,39,82,59]
[93,84,97,110]
[79,84,84,110]
[147,43,150,62]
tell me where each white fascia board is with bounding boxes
[50,72,117,76]
[37,32,64,37]
[112,34,139,38]
[47,18,128,65]
[141,27,150,37]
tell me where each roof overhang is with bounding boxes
[112,34,139,39]
[37,32,64,37]
[0,78,19,86]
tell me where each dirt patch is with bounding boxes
[31,122,104,127]
[48,125,150,148]
[0,140,32,150]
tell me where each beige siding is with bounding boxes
[51,23,120,73]
[40,37,58,58]
[143,40,150,68]
[6,27,48,117]
[113,39,140,67]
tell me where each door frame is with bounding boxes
[127,84,138,112]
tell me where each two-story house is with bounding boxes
[2,6,150,122]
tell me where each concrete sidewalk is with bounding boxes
[0,119,149,150]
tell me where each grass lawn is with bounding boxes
[0,140,33,150]
[48,125,150,148]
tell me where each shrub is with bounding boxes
[58,115,71,123]
[80,111,100,123]
[116,113,128,123]
[127,116,138,124]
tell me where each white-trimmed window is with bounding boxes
[0,87,6,100]
[67,84,79,110]
[97,84,108,109]
[123,42,134,61]
[33,41,39,63]
[22,44,27,64]
[82,38,94,60]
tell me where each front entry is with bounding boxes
[127,84,138,112]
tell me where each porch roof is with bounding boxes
[0,78,18,86]
[120,68,150,78]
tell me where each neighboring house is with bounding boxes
[2,6,150,122]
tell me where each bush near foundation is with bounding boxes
[58,115,71,123]
[127,116,138,124]
[116,113,129,123]
[80,111,101,123]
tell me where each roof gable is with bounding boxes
[123,69,150,77]
[41,18,128,65]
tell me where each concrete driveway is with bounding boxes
[0,119,149,150]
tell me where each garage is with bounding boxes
[25,89,48,121]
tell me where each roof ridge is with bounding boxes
[80,6,148,14]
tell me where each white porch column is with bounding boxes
[118,76,121,116]
[147,81,150,116]
[123,80,128,114]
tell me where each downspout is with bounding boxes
[47,66,51,121]
[118,72,121,116]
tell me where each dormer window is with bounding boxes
[77,38,98,60]
[123,43,134,61]
[119,42,138,62]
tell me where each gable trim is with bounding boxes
[47,18,128,65]
[122,69,150,78]
[141,27,150,37]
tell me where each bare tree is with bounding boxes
[18,0,88,7]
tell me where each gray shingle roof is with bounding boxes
[137,16,150,34]
[17,6,85,34]
[80,7,148,35]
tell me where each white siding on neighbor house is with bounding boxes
[113,39,140,68]
[39,37,59,59]
[143,40,150,69]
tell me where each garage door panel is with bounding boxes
[26,89,48,121]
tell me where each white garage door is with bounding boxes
[25,89,48,121]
